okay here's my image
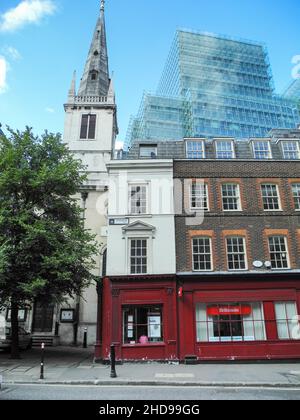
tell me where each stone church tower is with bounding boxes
[60,0,118,346]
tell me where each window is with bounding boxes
[222,183,241,211]
[196,303,266,342]
[190,183,209,211]
[281,141,300,160]
[130,239,147,274]
[226,237,247,270]
[80,114,96,139]
[275,302,299,340]
[261,184,281,211]
[252,141,272,159]
[139,145,157,159]
[292,184,300,210]
[215,140,235,159]
[192,238,212,271]
[123,306,163,344]
[268,236,289,269]
[186,140,205,159]
[129,185,147,215]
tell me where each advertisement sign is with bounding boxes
[148,315,161,339]
[207,305,252,317]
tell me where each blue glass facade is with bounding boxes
[126,30,300,148]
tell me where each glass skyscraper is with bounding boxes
[126,29,300,148]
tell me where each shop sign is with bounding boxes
[207,305,252,316]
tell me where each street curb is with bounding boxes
[2,380,300,389]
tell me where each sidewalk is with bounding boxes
[1,347,300,388]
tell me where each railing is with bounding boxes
[73,95,109,104]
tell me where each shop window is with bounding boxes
[221,183,241,211]
[196,302,266,343]
[123,306,163,345]
[261,184,281,211]
[275,302,299,340]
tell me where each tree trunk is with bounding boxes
[10,299,20,359]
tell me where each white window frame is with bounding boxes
[221,183,242,212]
[261,184,282,211]
[190,183,209,211]
[226,237,248,271]
[292,183,300,211]
[129,238,148,275]
[268,236,290,270]
[186,140,205,159]
[128,183,149,215]
[139,145,158,159]
[192,237,213,272]
[281,141,300,160]
[252,140,272,160]
[79,113,97,140]
[215,140,235,159]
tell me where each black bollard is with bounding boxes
[110,344,117,378]
[83,328,87,349]
[40,342,45,380]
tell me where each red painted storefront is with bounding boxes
[95,273,300,362]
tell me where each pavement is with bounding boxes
[1,347,300,388]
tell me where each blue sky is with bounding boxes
[0,0,299,142]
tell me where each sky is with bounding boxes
[0,0,300,142]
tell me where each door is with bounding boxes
[32,303,54,333]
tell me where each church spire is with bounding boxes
[78,1,110,97]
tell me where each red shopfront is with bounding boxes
[178,273,300,361]
[96,275,178,362]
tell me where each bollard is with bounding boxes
[110,344,117,378]
[83,327,87,349]
[40,342,45,380]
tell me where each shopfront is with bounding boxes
[97,275,178,362]
[178,273,300,361]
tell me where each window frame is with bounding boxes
[281,141,300,160]
[252,140,272,160]
[221,183,242,212]
[129,238,148,275]
[79,114,97,140]
[226,236,248,271]
[128,183,149,215]
[139,145,158,159]
[268,236,290,270]
[186,140,205,159]
[215,140,235,159]
[261,184,282,211]
[291,183,300,211]
[190,182,209,212]
[192,237,213,272]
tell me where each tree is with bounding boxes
[0,128,98,359]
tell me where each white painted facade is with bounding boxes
[106,160,176,277]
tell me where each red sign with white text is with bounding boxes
[207,305,252,316]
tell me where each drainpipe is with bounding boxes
[73,191,88,346]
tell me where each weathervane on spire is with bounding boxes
[100,0,105,12]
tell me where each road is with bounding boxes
[0,384,300,400]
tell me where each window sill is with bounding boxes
[122,343,165,348]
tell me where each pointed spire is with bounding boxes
[78,1,110,97]
[68,70,77,98]
[107,72,115,103]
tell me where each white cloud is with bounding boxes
[45,107,55,113]
[0,56,8,94]
[2,46,22,61]
[0,0,57,33]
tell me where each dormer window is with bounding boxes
[139,145,157,159]
[252,140,272,160]
[281,141,300,160]
[186,140,205,159]
[215,140,235,159]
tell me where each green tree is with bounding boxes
[0,128,98,359]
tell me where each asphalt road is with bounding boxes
[0,384,300,401]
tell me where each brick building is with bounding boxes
[104,128,300,362]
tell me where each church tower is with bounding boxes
[63,0,118,187]
[60,0,117,347]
